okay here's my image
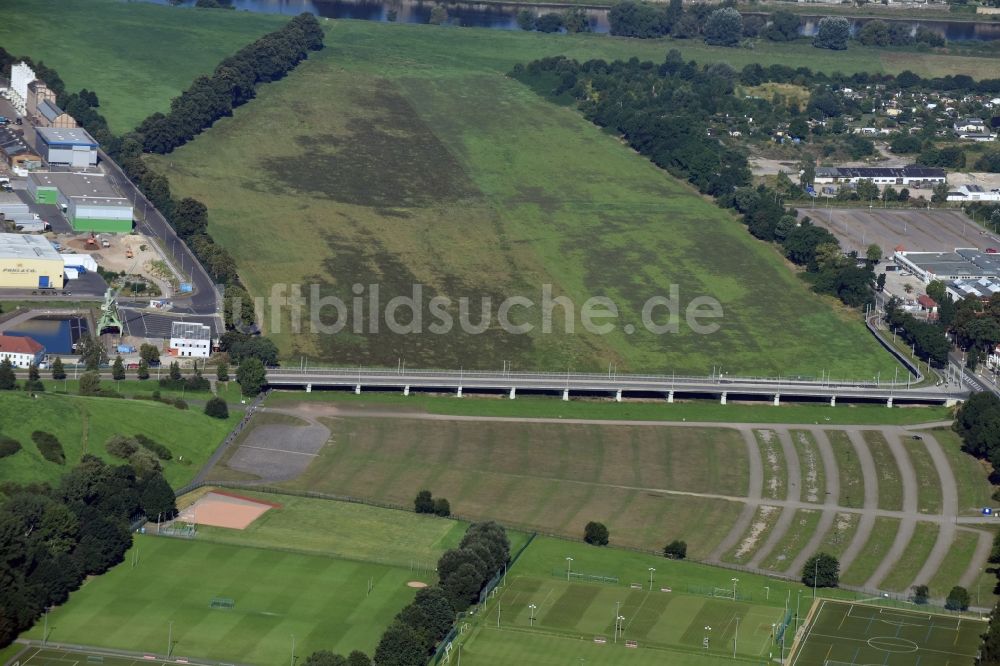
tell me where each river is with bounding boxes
[144,0,1000,39]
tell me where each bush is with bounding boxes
[813,17,850,50]
[433,497,451,517]
[105,434,139,459]
[204,396,229,419]
[0,435,22,458]
[703,7,743,47]
[802,553,839,588]
[79,371,101,396]
[663,540,687,560]
[134,434,173,461]
[584,521,609,546]
[946,585,970,611]
[414,489,435,514]
[912,584,929,605]
[32,431,65,464]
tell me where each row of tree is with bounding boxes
[0,456,177,648]
[302,522,511,666]
[883,297,951,368]
[135,13,323,154]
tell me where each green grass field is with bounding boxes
[0,392,237,488]
[926,428,998,514]
[825,431,864,509]
[860,431,904,512]
[260,414,745,557]
[0,0,284,131]
[21,534,428,662]
[840,517,901,587]
[4,646,195,666]
[722,505,782,566]
[879,522,939,592]
[186,488,524,569]
[756,429,788,501]
[267,390,955,426]
[815,513,860,562]
[760,510,822,574]
[904,438,944,515]
[149,19,901,377]
[789,599,984,666]
[928,529,982,601]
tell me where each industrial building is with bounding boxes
[27,172,133,233]
[34,127,98,167]
[947,277,1000,301]
[0,126,42,173]
[0,232,65,289]
[947,184,1000,203]
[895,248,1000,283]
[813,165,946,187]
[169,322,212,358]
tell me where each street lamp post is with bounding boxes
[167,620,174,658]
[529,603,537,627]
[731,577,739,601]
[566,557,573,582]
[734,616,739,659]
[648,567,656,591]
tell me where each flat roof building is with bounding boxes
[27,172,132,233]
[35,127,98,167]
[0,232,64,289]
[814,165,946,187]
[895,248,1000,283]
[947,277,1000,301]
[169,322,212,358]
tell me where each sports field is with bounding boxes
[789,599,984,666]
[6,646,211,666]
[269,415,747,557]
[151,20,898,377]
[21,534,429,662]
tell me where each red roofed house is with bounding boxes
[0,334,45,368]
[917,294,938,319]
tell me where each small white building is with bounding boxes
[169,322,212,358]
[953,118,993,141]
[0,334,45,368]
[947,185,1000,202]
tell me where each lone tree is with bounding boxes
[663,540,687,560]
[139,343,160,364]
[946,585,970,611]
[0,358,16,390]
[584,521,610,546]
[703,7,743,47]
[112,355,126,380]
[433,497,451,517]
[813,16,850,50]
[51,357,66,380]
[414,489,435,514]
[801,553,839,588]
[216,361,229,382]
[204,396,229,419]
[137,358,150,380]
[236,357,267,396]
[911,584,929,605]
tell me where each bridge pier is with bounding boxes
[457,386,463,398]
[509,387,516,400]
[305,383,311,393]
[562,389,569,401]
[354,384,361,395]
[830,395,836,407]
[615,389,622,403]
[666,390,674,404]
[773,393,780,406]
[886,396,893,408]
[945,398,959,407]
[404,385,410,396]
[720,392,727,405]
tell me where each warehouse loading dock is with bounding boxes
[27,171,133,233]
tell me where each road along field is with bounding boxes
[20,533,430,662]
[150,20,898,377]
[211,399,996,602]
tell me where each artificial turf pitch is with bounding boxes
[488,575,785,662]
[21,534,431,663]
[789,599,984,666]
[10,646,197,666]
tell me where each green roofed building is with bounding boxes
[27,171,133,233]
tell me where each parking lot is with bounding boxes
[802,206,994,256]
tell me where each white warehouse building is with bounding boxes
[169,322,212,358]
[34,127,98,168]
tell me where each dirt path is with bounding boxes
[865,429,919,589]
[785,429,842,576]
[912,431,959,587]
[749,429,801,569]
[708,427,764,563]
[838,431,880,573]
[960,528,994,590]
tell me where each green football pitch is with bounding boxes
[477,575,785,663]
[20,534,431,663]
[789,599,984,666]
[8,646,200,666]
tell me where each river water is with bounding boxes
[145,0,1000,40]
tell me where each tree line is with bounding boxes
[604,2,946,51]
[0,456,177,648]
[302,522,510,666]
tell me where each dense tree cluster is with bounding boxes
[813,17,850,50]
[801,553,839,588]
[975,152,1000,173]
[135,14,323,155]
[0,456,176,648]
[584,521,610,545]
[883,297,950,368]
[414,490,451,517]
[954,392,1000,470]
[436,522,510,612]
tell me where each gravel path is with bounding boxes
[911,431,959,586]
[960,528,994,590]
[749,429,801,569]
[708,427,764,563]
[785,429,842,576]
[865,429,919,589]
